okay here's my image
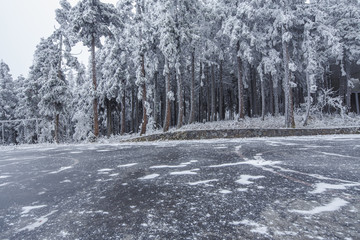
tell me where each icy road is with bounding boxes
[0,135,360,239]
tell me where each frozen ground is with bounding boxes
[0,135,359,239]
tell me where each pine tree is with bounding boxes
[0,61,17,143]
[70,0,120,138]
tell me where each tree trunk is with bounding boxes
[211,64,216,121]
[219,60,224,120]
[269,75,274,115]
[206,66,211,122]
[140,54,148,135]
[176,69,184,129]
[251,66,258,116]
[135,88,139,133]
[189,51,196,124]
[131,88,135,133]
[261,73,265,121]
[345,60,352,111]
[198,62,203,122]
[54,113,59,143]
[303,70,311,126]
[273,76,280,116]
[282,25,295,128]
[106,99,113,137]
[153,71,159,128]
[121,88,126,135]
[91,34,99,137]
[237,42,245,119]
[163,61,172,132]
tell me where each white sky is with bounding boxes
[0,0,118,79]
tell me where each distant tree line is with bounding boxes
[1,0,359,144]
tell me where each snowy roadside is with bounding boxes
[1,114,359,148]
[110,114,360,142]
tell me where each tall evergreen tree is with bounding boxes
[70,0,120,138]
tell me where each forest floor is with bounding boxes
[101,113,360,143]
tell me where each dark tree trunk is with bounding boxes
[140,54,148,135]
[163,62,172,132]
[106,99,113,137]
[198,62,203,123]
[135,89,139,133]
[237,42,245,119]
[121,88,126,135]
[219,60,224,120]
[282,25,295,128]
[153,71,159,128]
[273,76,280,116]
[304,70,311,126]
[260,71,266,121]
[211,64,216,121]
[206,65,211,122]
[91,34,99,137]
[189,51,196,124]
[269,75,274,115]
[345,60,352,111]
[54,113,59,143]
[177,69,184,129]
[252,66,259,116]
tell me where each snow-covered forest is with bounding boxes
[1,0,360,144]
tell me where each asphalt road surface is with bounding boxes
[0,135,359,240]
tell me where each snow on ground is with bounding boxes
[310,182,360,194]
[21,205,47,215]
[117,163,138,168]
[289,198,349,215]
[49,166,73,174]
[138,174,160,180]
[188,179,219,186]
[219,189,232,194]
[236,175,265,185]
[230,219,269,236]
[17,210,57,232]
[170,169,200,175]
[80,113,360,143]
[97,168,114,172]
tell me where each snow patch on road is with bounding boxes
[150,160,198,169]
[310,182,360,194]
[118,163,138,168]
[21,205,47,215]
[231,220,269,236]
[0,182,11,187]
[109,173,119,177]
[236,175,265,185]
[289,198,348,215]
[315,151,357,159]
[98,168,114,172]
[60,179,71,183]
[138,174,160,180]
[209,157,281,168]
[170,169,199,175]
[188,179,218,186]
[219,189,232,194]
[18,210,57,232]
[237,188,248,192]
[49,166,73,174]
[0,175,10,179]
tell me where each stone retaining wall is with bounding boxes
[129,127,360,142]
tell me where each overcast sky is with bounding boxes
[0,0,118,79]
